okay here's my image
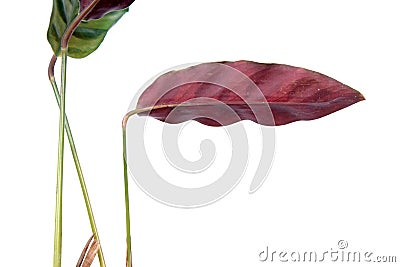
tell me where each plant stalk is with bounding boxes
[49,55,106,267]
[52,1,102,266]
[121,109,150,267]
[53,49,68,267]
[122,126,132,267]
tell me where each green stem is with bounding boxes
[50,2,106,266]
[49,55,106,267]
[53,49,68,267]
[121,109,150,267]
[122,126,132,267]
[51,2,103,265]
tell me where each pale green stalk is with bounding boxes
[53,49,67,267]
[121,108,153,267]
[52,1,103,266]
[122,126,132,267]
[121,106,185,266]
[48,55,106,267]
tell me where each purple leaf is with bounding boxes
[80,0,135,20]
[136,61,364,126]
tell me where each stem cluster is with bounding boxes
[50,1,105,267]
[50,1,134,266]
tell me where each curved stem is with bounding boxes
[121,107,187,265]
[121,109,148,267]
[49,55,106,267]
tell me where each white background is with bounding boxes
[0,0,399,266]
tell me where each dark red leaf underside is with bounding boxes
[80,0,135,20]
[136,61,365,126]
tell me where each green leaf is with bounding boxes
[47,0,80,56]
[47,0,129,58]
[68,9,128,58]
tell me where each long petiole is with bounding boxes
[121,110,148,267]
[52,1,103,266]
[48,55,106,267]
[122,126,132,267]
[53,48,68,267]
